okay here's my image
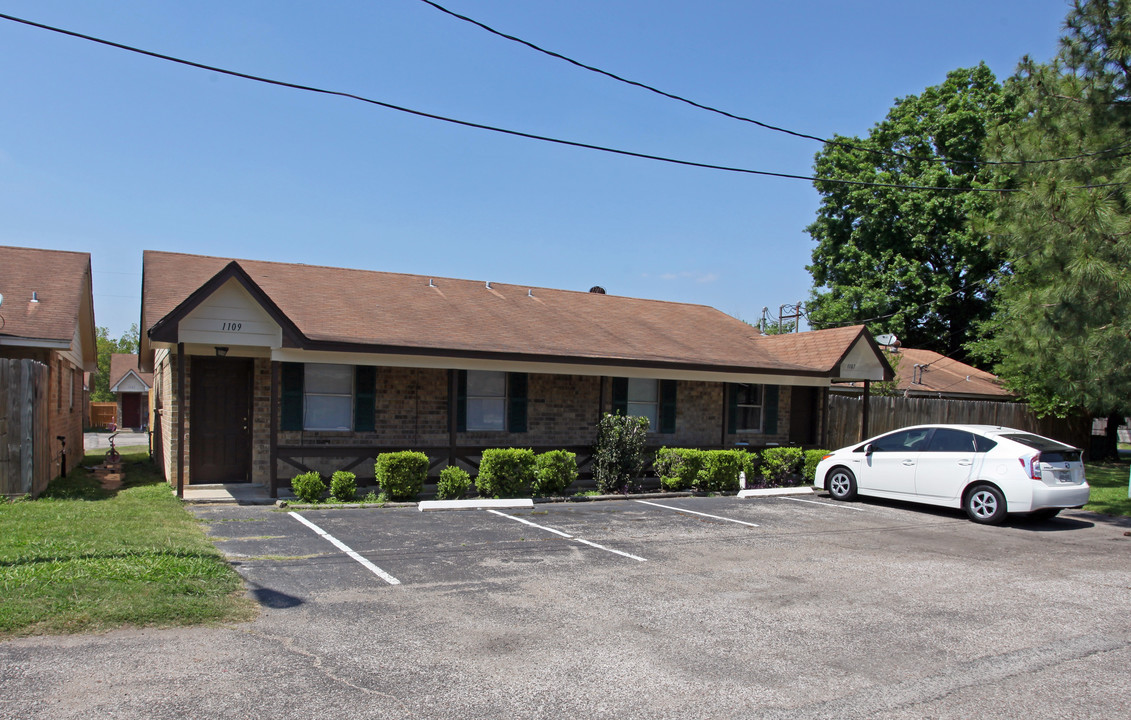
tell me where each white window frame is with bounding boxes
[627,378,659,429]
[466,370,506,431]
[733,383,764,433]
[303,364,354,431]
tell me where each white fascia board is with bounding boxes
[270,348,834,387]
[0,336,72,349]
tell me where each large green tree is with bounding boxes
[90,324,140,402]
[806,64,1006,360]
[973,0,1131,416]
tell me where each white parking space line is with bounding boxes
[486,509,647,562]
[634,500,760,527]
[290,512,401,585]
[783,497,871,512]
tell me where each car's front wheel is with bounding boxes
[827,467,857,501]
[964,484,1007,524]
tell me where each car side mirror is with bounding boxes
[864,444,874,457]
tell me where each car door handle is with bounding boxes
[902,460,915,466]
[958,460,972,467]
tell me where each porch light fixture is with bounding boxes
[215,346,229,357]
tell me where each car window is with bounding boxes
[973,434,998,453]
[998,433,1073,453]
[869,428,931,452]
[925,428,976,453]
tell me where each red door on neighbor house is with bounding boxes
[190,357,253,484]
[121,393,142,429]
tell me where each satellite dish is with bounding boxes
[875,333,898,346]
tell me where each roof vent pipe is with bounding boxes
[428,278,435,288]
[486,281,493,290]
[528,289,534,298]
[30,291,39,303]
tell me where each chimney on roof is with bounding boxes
[589,286,606,294]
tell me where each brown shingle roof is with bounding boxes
[109,353,153,390]
[893,348,1012,398]
[142,250,872,376]
[0,245,94,346]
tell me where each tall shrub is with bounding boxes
[593,413,650,494]
[375,451,428,501]
[330,470,357,502]
[533,450,578,497]
[476,448,536,498]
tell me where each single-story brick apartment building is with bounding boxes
[139,251,892,497]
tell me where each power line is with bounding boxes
[413,0,1131,168]
[1,13,1125,194]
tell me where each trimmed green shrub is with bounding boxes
[329,470,357,502]
[533,450,578,497]
[802,449,829,484]
[437,465,471,500]
[476,448,536,498]
[593,413,650,494]
[375,451,428,501]
[760,447,805,486]
[291,471,326,504]
[698,450,744,492]
[654,447,704,491]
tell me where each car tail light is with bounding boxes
[1019,453,1042,480]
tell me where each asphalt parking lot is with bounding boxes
[3,493,1130,719]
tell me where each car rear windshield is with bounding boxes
[999,433,1081,462]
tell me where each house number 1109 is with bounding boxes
[221,322,243,332]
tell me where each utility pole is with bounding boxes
[778,302,803,333]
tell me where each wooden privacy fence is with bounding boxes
[826,395,1091,451]
[89,402,117,429]
[0,358,51,497]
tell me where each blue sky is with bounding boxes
[0,1,1071,339]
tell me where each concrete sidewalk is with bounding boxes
[180,484,284,505]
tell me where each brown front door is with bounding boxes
[789,386,817,446]
[191,357,253,484]
[121,393,141,428]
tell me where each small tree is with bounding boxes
[593,413,650,494]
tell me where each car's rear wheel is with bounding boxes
[964,484,1007,524]
[1028,507,1062,521]
[827,467,857,501]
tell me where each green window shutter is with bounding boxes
[456,370,467,432]
[354,365,377,432]
[727,384,739,434]
[508,372,528,433]
[659,379,677,434]
[611,377,628,416]
[281,362,304,431]
[764,385,780,435]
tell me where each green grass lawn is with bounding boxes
[1083,461,1131,517]
[0,449,255,638]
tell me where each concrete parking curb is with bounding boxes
[418,498,535,512]
[737,486,817,498]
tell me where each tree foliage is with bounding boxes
[806,64,1006,360]
[973,0,1131,416]
[91,324,139,402]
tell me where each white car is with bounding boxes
[813,424,1089,524]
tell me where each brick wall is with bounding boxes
[47,352,84,478]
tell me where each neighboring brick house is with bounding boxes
[139,250,892,497]
[108,353,153,430]
[0,246,97,494]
